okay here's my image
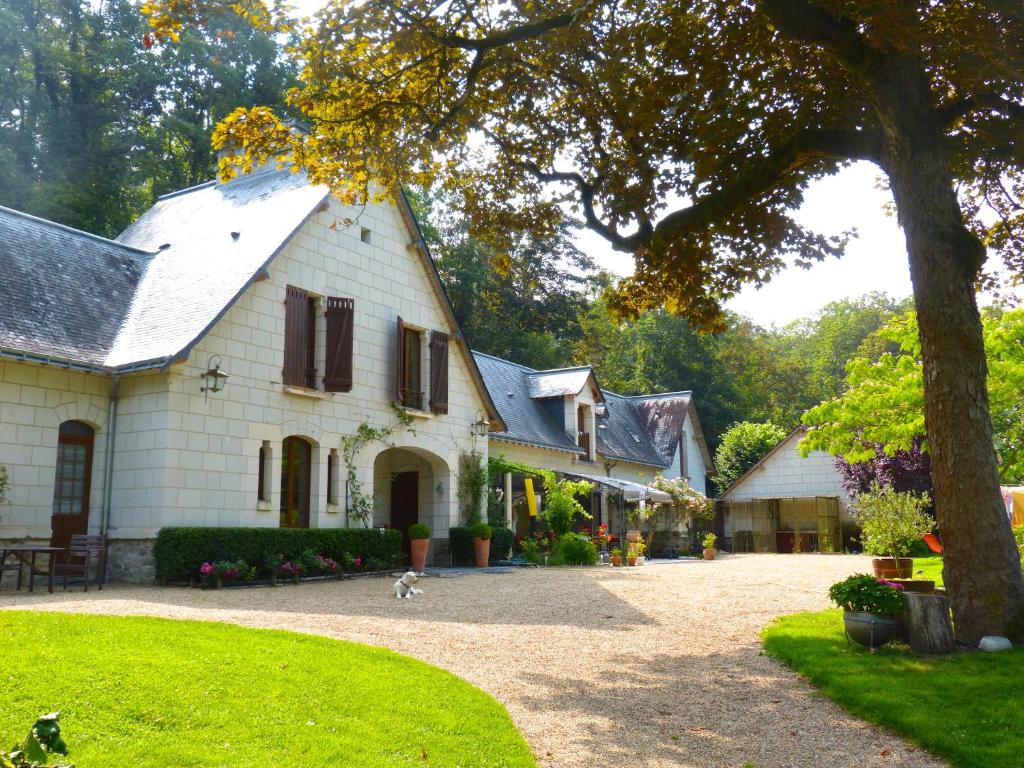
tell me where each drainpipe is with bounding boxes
[100,377,120,536]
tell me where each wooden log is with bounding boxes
[903,592,956,654]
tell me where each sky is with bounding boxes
[574,161,915,328]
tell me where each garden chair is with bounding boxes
[60,535,107,592]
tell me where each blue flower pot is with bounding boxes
[844,611,898,649]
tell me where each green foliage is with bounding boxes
[448,527,473,566]
[549,533,598,566]
[1014,525,1024,562]
[827,574,907,616]
[457,450,488,525]
[0,465,8,506]
[1,713,70,768]
[763,610,1024,768]
[802,308,1024,483]
[341,406,415,526]
[713,421,788,493]
[489,526,514,562]
[0,612,536,768]
[852,484,933,559]
[152,527,402,582]
[649,476,713,526]
[539,475,592,536]
[407,523,431,540]
[702,532,718,550]
[470,523,492,541]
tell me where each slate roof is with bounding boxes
[597,391,670,467]
[0,206,153,367]
[474,352,582,454]
[526,368,603,400]
[111,169,328,367]
[631,392,715,474]
[473,351,670,468]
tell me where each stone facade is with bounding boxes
[0,181,492,578]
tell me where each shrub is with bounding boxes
[153,527,402,583]
[854,483,933,559]
[828,574,907,616]
[471,522,492,540]
[408,523,431,540]
[702,532,718,549]
[489,526,514,562]
[540,477,592,535]
[519,539,540,564]
[448,526,474,566]
[714,421,788,493]
[550,533,598,566]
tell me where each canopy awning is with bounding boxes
[565,472,673,503]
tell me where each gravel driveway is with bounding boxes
[1,554,943,768]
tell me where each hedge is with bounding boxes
[449,525,514,566]
[153,527,402,583]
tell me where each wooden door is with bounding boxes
[280,436,312,528]
[51,421,95,551]
[391,471,419,565]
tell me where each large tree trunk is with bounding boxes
[875,55,1024,645]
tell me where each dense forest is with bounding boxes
[0,0,911,451]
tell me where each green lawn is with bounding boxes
[0,611,535,768]
[762,609,1024,768]
[912,555,944,587]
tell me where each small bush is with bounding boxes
[702,532,717,549]
[489,526,514,562]
[519,538,540,564]
[153,527,402,583]
[550,533,598,566]
[854,483,933,558]
[449,526,474,566]
[828,573,907,616]
[408,523,431,539]
[471,522,492,540]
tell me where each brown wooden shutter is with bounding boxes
[324,297,354,392]
[283,285,309,386]
[395,316,406,405]
[429,331,449,414]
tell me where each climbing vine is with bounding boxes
[457,450,488,525]
[342,405,415,527]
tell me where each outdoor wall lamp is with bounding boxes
[436,482,444,496]
[471,412,490,438]
[200,354,229,401]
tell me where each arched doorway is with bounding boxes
[372,447,451,566]
[51,420,95,550]
[280,436,312,528]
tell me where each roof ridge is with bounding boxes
[626,391,694,400]
[155,180,217,201]
[471,349,538,373]
[526,365,593,376]
[0,205,156,256]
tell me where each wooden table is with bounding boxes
[0,546,65,594]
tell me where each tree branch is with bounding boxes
[760,0,883,75]
[939,92,1024,126]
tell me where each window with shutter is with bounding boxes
[284,285,317,388]
[396,317,425,409]
[324,297,354,392]
[429,331,449,414]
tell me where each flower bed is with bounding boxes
[154,526,402,584]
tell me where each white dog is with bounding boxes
[393,570,423,599]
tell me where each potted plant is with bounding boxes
[610,548,623,567]
[408,523,431,572]
[854,484,933,582]
[702,532,717,560]
[636,540,647,565]
[828,573,907,649]
[472,522,492,567]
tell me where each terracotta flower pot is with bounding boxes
[703,547,716,561]
[611,554,622,567]
[626,556,637,566]
[410,537,429,572]
[872,557,914,579]
[626,530,642,543]
[473,537,491,567]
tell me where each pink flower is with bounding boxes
[199,562,213,576]
[354,556,363,569]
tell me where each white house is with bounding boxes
[0,163,503,578]
[474,352,715,541]
[717,427,854,553]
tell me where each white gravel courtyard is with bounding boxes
[0,554,944,768]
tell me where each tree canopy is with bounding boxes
[713,421,789,493]
[802,308,1024,484]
